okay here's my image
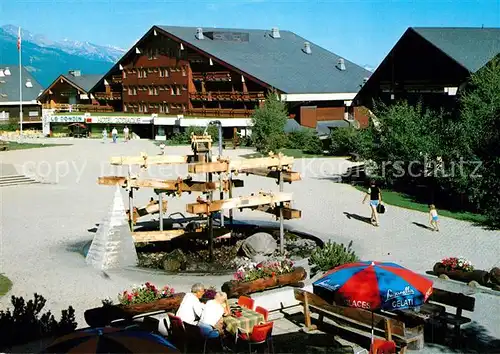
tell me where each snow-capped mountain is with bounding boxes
[363,65,375,72]
[1,24,125,63]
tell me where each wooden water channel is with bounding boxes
[98,134,302,260]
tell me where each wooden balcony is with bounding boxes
[189,91,265,101]
[43,103,114,113]
[186,108,254,118]
[111,75,123,83]
[192,71,232,82]
[93,92,122,100]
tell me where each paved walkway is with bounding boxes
[0,138,498,352]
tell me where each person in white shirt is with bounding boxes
[111,127,118,143]
[199,292,229,338]
[176,283,205,325]
[123,126,130,141]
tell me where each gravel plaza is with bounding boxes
[0,138,499,353]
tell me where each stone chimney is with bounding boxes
[270,27,281,38]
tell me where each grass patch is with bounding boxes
[0,274,13,297]
[241,148,336,159]
[354,186,487,223]
[2,142,71,151]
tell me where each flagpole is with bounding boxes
[18,27,23,137]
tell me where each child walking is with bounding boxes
[429,204,440,232]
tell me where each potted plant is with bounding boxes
[200,286,217,303]
[84,283,184,327]
[222,259,307,298]
[433,257,490,285]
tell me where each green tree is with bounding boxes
[368,100,450,185]
[456,56,500,226]
[251,90,288,153]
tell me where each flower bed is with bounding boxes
[433,258,490,286]
[118,282,175,305]
[222,259,307,298]
[84,283,184,327]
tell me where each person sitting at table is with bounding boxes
[176,283,205,325]
[198,291,230,337]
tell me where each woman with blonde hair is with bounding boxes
[199,292,230,337]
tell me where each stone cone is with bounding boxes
[86,185,138,270]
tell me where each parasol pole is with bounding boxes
[371,311,374,346]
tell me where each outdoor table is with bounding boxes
[223,306,265,336]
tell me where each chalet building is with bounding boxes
[89,25,371,138]
[355,27,500,112]
[0,65,43,124]
[38,70,105,112]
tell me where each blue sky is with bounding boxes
[1,0,499,67]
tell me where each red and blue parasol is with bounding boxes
[313,261,433,311]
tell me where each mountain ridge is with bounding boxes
[0,26,116,87]
[2,24,125,63]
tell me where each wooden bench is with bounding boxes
[294,289,423,353]
[341,164,366,185]
[425,288,475,337]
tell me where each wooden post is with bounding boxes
[279,171,284,254]
[127,165,133,231]
[128,189,134,231]
[159,192,164,231]
[207,150,214,262]
[304,292,312,329]
[229,173,233,224]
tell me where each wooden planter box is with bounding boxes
[84,292,185,327]
[433,262,490,286]
[222,267,307,298]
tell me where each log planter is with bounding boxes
[222,267,307,298]
[84,292,185,327]
[433,262,490,286]
[490,267,500,286]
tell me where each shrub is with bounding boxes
[309,240,359,272]
[329,127,370,156]
[118,283,175,305]
[287,129,323,154]
[0,293,77,348]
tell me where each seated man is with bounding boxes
[198,292,230,338]
[176,283,205,325]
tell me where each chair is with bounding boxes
[255,306,269,322]
[370,339,396,354]
[238,296,255,310]
[183,321,205,353]
[167,314,186,352]
[237,321,274,353]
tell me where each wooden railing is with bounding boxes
[42,103,114,113]
[111,75,123,83]
[93,92,122,100]
[192,71,232,81]
[187,108,254,118]
[189,91,265,101]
